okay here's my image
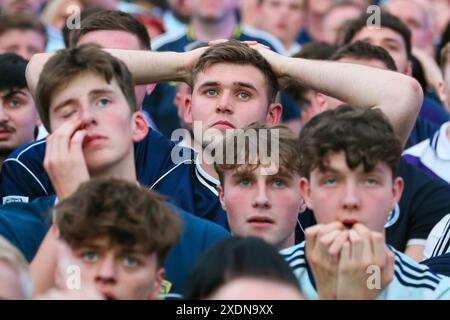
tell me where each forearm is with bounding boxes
[279,57,423,146]
[104,49,190,84]
[27,50,191,97]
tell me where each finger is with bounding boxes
[69,129,87,154]
[371,232,387,267]
[349,229,362,261]
[328,230,349,255]
[317,221,345,237]
[353,223,372,262]
[339,242,351,267]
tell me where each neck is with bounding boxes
[198,159,219,181]
[191,13,237,42]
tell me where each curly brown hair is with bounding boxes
[299,105,402,179]
[55,178,181,267]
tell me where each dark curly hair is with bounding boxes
[299,105,402,179]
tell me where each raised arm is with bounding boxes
[26,48,205,97]
[253,45,423,147]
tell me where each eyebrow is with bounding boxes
[197,81,258,92]
[1,89,27,100]
[52,88,116,112]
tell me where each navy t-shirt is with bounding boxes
[0,196,229,298]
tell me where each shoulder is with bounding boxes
[280,241,306,268]
[170,203,230,242]
[152,30,188,51]
[240,25,288,55]
[4,138,46,162]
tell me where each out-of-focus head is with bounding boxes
[342,11,412,74]
[0,235,32,300]
[183,237,302,299]
[321,1,362,44]
[188,0,237,23]
[256,0,307,50]
[0,0,46,15]
[0,13,47,60]
[383,0,434,52]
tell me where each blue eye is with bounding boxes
[205,89,218,96]
[366,178,378,185]
[240,178,252,187]
[237,92,250,100]
[273,179,284,188]
[7,99,22,108]
[325,178,336,185]
[122,257,140,268]
[82,252,98,263]
[97,98,111,107]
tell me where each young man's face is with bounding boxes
[218,166,303,250]
[185,63,281,148]
[384,0,432,51]
[258,0,306,48]
[350,26,411,74]
[0,29,46,60]
[0,87,40,155]
[76,30,148,108]
[321,5,361,44]
[68,238,164,300]
[0,0,45,14]
[300,152,403,233]
[48,72,146,174]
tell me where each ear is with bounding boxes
[184,94,193,126]
[406,60,413,76]
[131,111,149,143]
[391,177,404,207]
[437,81,449,109]
[217,184,227,211]
[149,268,165,300]
[299,177,314,210]
[316,92,328,110]
[267,102,283,125]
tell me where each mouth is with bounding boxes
[247,216,275,227]
[102,292,117,300]
[212,120,235,129]
[0,129,14,139]
[342,218,358,229]
[82,135,107,149]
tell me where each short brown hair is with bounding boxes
[191,40,279,104]
[0,13,47,45]
[299,105,402,179]
[55,178,182,267]
[69,10,151,49]
[214,124,301,188]
[440,42,450,71]
[35,44,137,131]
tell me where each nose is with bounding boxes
[0,106,9,122]
[252,182,271,209]
[342,182,360,211]
[78,104,97,127]
[94,255,118,285]
[216,91,233,114]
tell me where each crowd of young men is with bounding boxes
[1,0,450,300]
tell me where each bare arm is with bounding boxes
[253,46,423,147]
[26,48,205,97]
